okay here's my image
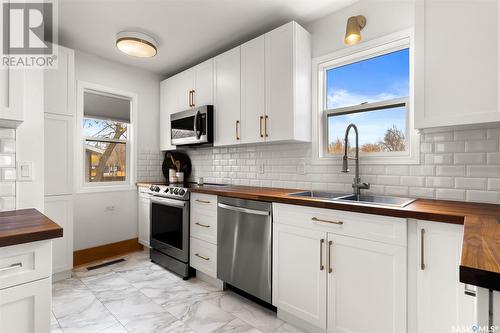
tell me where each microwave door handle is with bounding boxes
[194,110,202,139]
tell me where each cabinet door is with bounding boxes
[265,22,294,142]
[44,113,73,195]
[193,59,214,107]
[415,0,500,128]
[273,223,327,329]
[241,36,266,144]
[327,234,406,333]
[44,46,75,116]
[214,46,241,146]
[0,277,51,333]
[138,195,150,247]
[44,195,73,274]
[416,221,476,333]
[0,67,24,125]
[176,70,195,111]
[159,79,176,151]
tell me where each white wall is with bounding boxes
[305,0,414,57]
[74,51,162,250]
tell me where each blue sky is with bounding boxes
[326,48,409,146]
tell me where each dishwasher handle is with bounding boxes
[218,203,270,216]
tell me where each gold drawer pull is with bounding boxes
[195,253,210,261]
[0,262,22,272]
[195,199,211,204]
[312,217,344,225]
[320,239,325,271]
[328,240,333,273]
[195,222,210,228]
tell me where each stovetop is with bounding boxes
[146,182,228,201]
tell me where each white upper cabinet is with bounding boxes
[0,68,24,128]
[241,36,266,144]
[159,59,214,150]
[415,0,500,128]
[160,79,176,151]
[214,46,241,146]
[44,46,75,116]
[413,220,476,333]
[265,21,311,142]
[193,59,214,107]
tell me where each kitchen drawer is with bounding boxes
[190,237,217,278]
[0,240,51,290]
[190,209,217,244]
[191,193,217,212]
[273,203,407,246]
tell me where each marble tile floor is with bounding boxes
[52,250,305,333]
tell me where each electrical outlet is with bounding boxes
[297,162,306,175]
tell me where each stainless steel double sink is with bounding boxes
[287,191,416,208]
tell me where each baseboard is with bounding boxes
[195,270,224,290]
[73,238,143,267]
[52,270,72,282]
[277,309,326,333]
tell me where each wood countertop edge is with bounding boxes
[187,185,500,290]
[0,208,64,248]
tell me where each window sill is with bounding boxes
[76,184,137,194]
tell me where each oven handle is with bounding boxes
[151,196,187,208]
[218,203,270,216]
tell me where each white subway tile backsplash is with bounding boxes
[0,139,15,153]
[466,140,498,152]
[0,182,15,196]
[0,154,14,167]
[1,168,16,181]
[0,129,15,139]
[173,125,500,205]
[455,178,487,190]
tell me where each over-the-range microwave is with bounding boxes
[170,105,213,146]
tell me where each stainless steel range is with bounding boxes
[147,184,194,279]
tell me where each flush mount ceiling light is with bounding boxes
[116,31,158,58]
[344,15,366,45]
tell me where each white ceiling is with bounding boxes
[58,0,356,76]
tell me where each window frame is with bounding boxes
[76,81,138,193]
[312,29,419,165]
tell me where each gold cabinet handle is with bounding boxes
[236,120,240,140]
[260,116,264,138]
[192,89,196,107]
[320,239,325,271]
[264,115,269,137]
[328,240,333,273]
[188,90,193,107]
[195,199,211,204]
[195,253,210,261]
[195,222,210,228]
[420,228,425,270]
[312,217,344,225]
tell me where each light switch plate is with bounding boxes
[16,161,33,181]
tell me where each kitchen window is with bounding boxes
[313,31,419,164]
[76,82,137,192]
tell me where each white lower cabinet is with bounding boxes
[138,189,152,247]
[327,234,406,333]
[0,277,51,333]
[273,223,327,329]
[413,220,476,333]
[273,204,407,333]
[44,195,73,277]
[0,240,52,333]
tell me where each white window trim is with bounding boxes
[75,81,138,193]
[311,28,419,165]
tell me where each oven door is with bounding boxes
[170,108,208,145]
[150,196,189,262]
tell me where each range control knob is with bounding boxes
[173,188,179,194]
[154,186,160,192]
[149,185,155,191]
[179,189,186,195]
[164,188,169,193]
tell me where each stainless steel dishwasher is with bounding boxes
[217,196,272,303]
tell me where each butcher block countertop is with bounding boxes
[137,182,500,291]
[0,208,63,248]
